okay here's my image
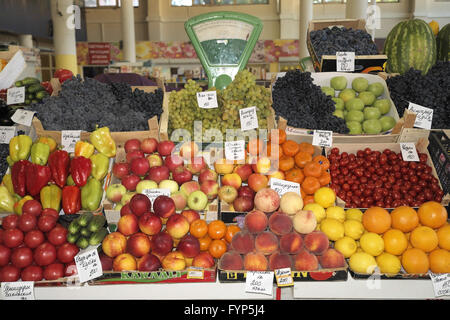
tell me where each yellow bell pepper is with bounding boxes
[75,141,95,158]
[9,135,33,163]
[1,174,15,196]
[0,185,15,213]
[14,195,33,215]
[37,136,57,153]
[89,126,116,158]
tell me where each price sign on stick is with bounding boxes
[225,140,245,161]
[275,268,294,287]
[245,271,274,296]
[269,178,301,197]
[430,273,450,297]
[1,281,34,300]
[336,52,355,72]
[6,86,25,105]
[400,143,419,162]
[197,91,218,109]
[11,109,35,126]
[142,188,171,205]
[312,130,333,148]
[62,130,81,153]
[408,102,433,130]
[239,106,258,131]
[74,248,103,283]
[0,126,16,144]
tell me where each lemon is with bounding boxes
[335,236,357,258]
[345,208,363,222]
[303,203,326,223]
[320,218,344,241]
[376,252,401,275]
[349,252,378,274]
[313,187,336,209]
[344,219,365,240]
[360,232,384,256]
[326,206,346,223]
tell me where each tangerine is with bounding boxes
[207,220,227,240]
[312,155,330,172]
[189,219,208,239]
[247,138,264,156]
[401,248,429,274]
[278,155,295,172]
[285,167,305,184]
[303,161,322,178]
[269,129,286,145]
[383,229,408,256]
[266,143,283,160]
[282,140,300,157]
[390,206,419,233]
[410,226,438,253]
[225,225,241,243]
[303,195,315,205]
[298,142,315,156]
[362,207,392,234]
[199,234,212,251]
[301,176,321,195]
[437,224,450,250]
[428,249,450,273]
[294,151,313,168]
[208,239,228,259]
[318,171,331,186]
[417,201,448,229]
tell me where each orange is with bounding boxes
[269,129,286,145]
[300,188,307,200]
[189,219,208,239]
[437,224,450,250]
[281,140,300,157]
[303,161,322,178]
[298,142,315,156]
[428,249,450,273]
[383,229,408,256]
[285,168,305,184]
[278,155,295,172]
[401,248,429,274]
[266,143,283,160]
[207,220,227,240]
[294,151,313,168]
[390,206,419,233]
[199,234,212,251]
[225,225,241,243]
[410,226,438,253]
[362,207,392,234]
[318,171,331,186]
[303,195,315,205]
[247,138,264,156]
[417,201,448,229]
[301,176,321,195]
[312,155,330,172]
[208,239,228,259]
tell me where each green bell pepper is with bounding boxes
[90,153,109,181]
[9,135,33,164]
[81,177,103,211]
[31,142,50,165]
[40,184,62,212]
[0,185,15,213]
[1,174,15,196]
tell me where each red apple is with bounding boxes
[112,162,130,180]
[146,166,170,184]
[171,191,187,211]
[99,252,113,271]
[120,203,133,216]
[151,231,174,256]
[233,164,253,182]
[140,138,158,154]
[130,157,150,177]
[200,180,219,200]
[187,156,207,175]
[22,200,42,217]
[157,140,175,157]
[177,234,200,258]
[124,139,141,153]
[138,212,162,235]
[180,210,200,224]
[198,168,218,184]
[164,154,185,172]
[153,195,176,219]
[172,165,193,185]
[121,174,141,191]
[126,232,151,258]
[117,214,139,236]
[233,196,254,212]
[147,153,163,168]
[238,186,256,199]
[129,193,152,217]
[137,253,161,271]
[179,142,199,160]
[126,150,145,163]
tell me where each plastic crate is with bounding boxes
[428,131,450,196]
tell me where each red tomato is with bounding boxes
[64,262,78,277]
[0,245,11,267]
[34,242,56,266]
[2,214,19,230]
[0,264,21,282]
[57,243,79,264]
[37,215,57,233]
[47,227,68,247]
[18,214,37,233]
[2,228,24,248]
[21,265,44,281]
[43,263,64,280]
[24,230,45,249]
[10,246,33,269]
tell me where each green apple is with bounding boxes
[368,82,384,97]
[380,116,397,131]
[345,110,364,123]
[187,190,208,211]
[332,97,344,110]
[114,203,123,211]
[374,99,391,115]
[121,192,137,205]
[330,76,347,91]
[136,180,158,194]
[358,91,376,106]
[345,97,365,111]
[339,88,356,102]
[321,86,335,97]
[363,107,381,120]
[158,179,179,194]
[352,77,369,93]
[333,109,345,119]
[106,183,127,203]
[362,119,382,134]
[346,121,363,135]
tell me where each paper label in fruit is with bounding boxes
[285,127,311,135]
[239,106,258,131]
[312,130,333,147]
[61,130,81,153]
[75,247,103,283]
[10,109,35,126]
[336,52,355,72]
[430,273,450,297]
[142,188,171,205]
[245,271,274,296]
[225,140,245,161]
[399,142,419,162]
[6,86,25,105]
[275,268,294,287]
[197,91,218,109]
[1,281,34,300]
[408,102,433,130]
[187,267,205,280]
[0,126,16,144]
[269,178,301,197]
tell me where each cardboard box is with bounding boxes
[0,46,27,90]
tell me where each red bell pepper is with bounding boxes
[11,160,31,197]
[48,150,70,188]
[62,185,81,215]
[25,163,52,197]
[41,81,53,95]
[70,156,92,188]
[53,69,73,84]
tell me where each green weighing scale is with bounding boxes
[185,11,263,90]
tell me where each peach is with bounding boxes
[254,188,280,213]
[279,232,304,254]
[255,231,279,255]
[269,252,293,270]
[113,253,137,271]
[221,173,242,190]
[214,158,235,175]
[268,211,293,236]
[244,252,268,271]
[244,210,268,233]
[136,253,161,271]
[218,251,244,271]
[180,209,200,224]
[293,210,317,234]
[230,231,255,254]
[102,232,127,258]
[192,252,215,269]
[166,214,190,239]
[233,164,253,182]
[248,173,268,193]
[138,212,162,236]
[303,231,329,255]
[293,250,319,271]
[177,234,200,258]
[151,231,174,256]
[180,181,200,198]
[126,232,151,258]
[117,213,139,236]
[279,192,304,215]
[319,248,346,269]
[162,251,186,271]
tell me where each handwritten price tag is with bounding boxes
[197,91,218,109]
[0,126,16,144]
[269,178,301,197]
[400,142,419,162]
[62,130,81,153]
[336,52,355,72]
[408,102,433,130]
[245,271,274,296]
[430,273,450,297]
[239,106,258,131]
[312,130,333,147]
[142,188,171,205]
[275,268,294,287]
[6,86,25,105]
[75,248,103,283]
[10,109,35,126]
[225,140,245,161]
[1,281,34,300]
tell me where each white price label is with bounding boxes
[61,130,81,153]
[245,271,274,296]
[10,109,35,126]
[75,248,103,283]
[6,86,25,105]
[269,178,301,197]
[336,52,355,72]
[142,188,171,205]
[196,91,218,109]
[312,130,333,147]
[239,106,258,131]
[400,142,419,162]
[275,268,294,287]
[1,281,35,300]
[430,273,450,297]
[0,126,16,144]
[224,140,245,161]
[187,267,205,280]
[276,72,286,79]
[408,102,433,130]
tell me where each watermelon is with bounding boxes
[383,19,437,75]
[436,23,450,61]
